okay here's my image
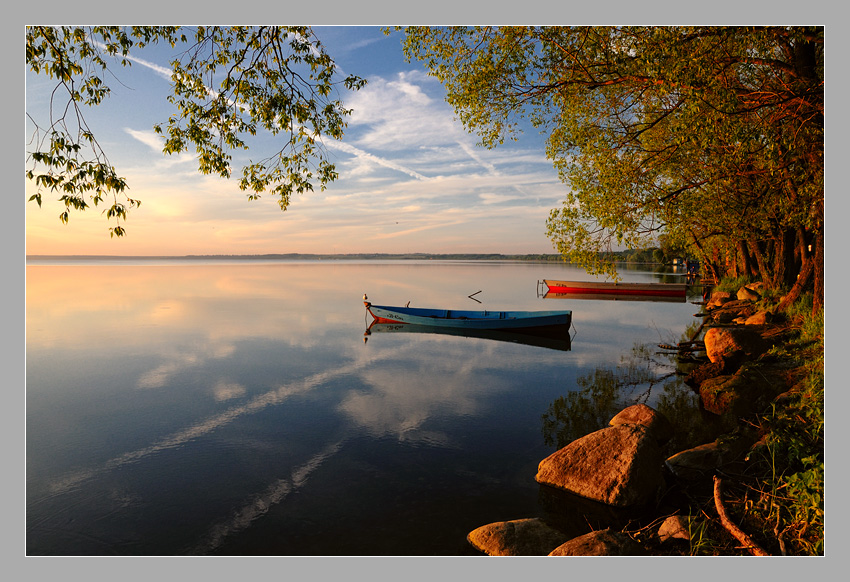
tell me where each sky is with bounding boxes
[25,26,569,256]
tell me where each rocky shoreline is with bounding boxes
[465,282,807,556]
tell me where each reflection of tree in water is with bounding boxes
[542,334,736,455]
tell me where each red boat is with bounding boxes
[542,279,687,299]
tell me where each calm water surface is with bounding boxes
[26,260,701,555]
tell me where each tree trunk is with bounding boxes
[738,239,754,278]
[812,228,823,315]
[711,243,723,280]
[750,238,771,285]
[727,246,738,278]
[795,227,809,275]
[776,257,814,313]
[774,228,797,289]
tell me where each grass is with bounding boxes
[686,286,824,556]
[713,275,754,294]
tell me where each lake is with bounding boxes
[26,259,704,556]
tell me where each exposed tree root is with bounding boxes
[713,475,770,556]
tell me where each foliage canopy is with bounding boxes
[400,26,824,293]
[26,26,366,237]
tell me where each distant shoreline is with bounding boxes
[25,253,567,262]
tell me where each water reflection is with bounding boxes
[364,321,572,352]
[542,291,687,303]
[26,261,699,555]
[540,338,734,456]
[188,438,346,555]
[40,353,382,498]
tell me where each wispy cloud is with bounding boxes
[326,139,428,181]
[457,140,498,175]
[124,128,164,152]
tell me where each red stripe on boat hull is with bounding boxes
[365,302,408,324]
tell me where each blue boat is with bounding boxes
[363,299,571,331]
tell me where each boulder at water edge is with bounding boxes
[707,291,733,309]
[744,310,771,326]
[467,518,571,556]
[535,424,665,508]
[698,362,779,416]
[609,403,674,445]
[548,528,645,556]
[708,300,757,324]
[704,326,766,365]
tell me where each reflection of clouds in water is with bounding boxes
[43,350,390,498]
[339,368,477,443]
[213,380,246,402]
[136,356,198,389]
[193,341,525,552]
[338,342,506,444]
[136,344,236,389]
[188,439,345,555]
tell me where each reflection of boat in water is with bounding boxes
[541,291,686,303]
[541,279,687,301]
[364,321,572,352]
[364,300,571,330]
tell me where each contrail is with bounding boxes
[121,52,173,80]
[457,140,497,175]
[120,42,430,182]
[326,140,428,181]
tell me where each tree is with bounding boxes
[400,26,823,311]
[26,26,366,237]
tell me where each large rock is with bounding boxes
[744,311,771,326]
[706,291,732,309]
[684,360,727,390]
[737,286,761,302]
[704,327,766,365]
[609,404,673,445]
[666,442,727,480]
[467,518,570,556]
[548,528,644,556]
[709,300,757,324]
[535,424,665,508]
[698,362,779,416]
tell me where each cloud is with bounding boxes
[457,140,498,175]
[123,47,433,183]
[325,139,428,181]
[124,128,164,152]
[28,33,568,256]
[346,74,460,152]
